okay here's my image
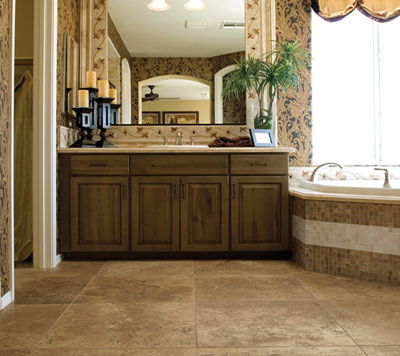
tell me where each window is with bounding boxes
[312,11,400,165]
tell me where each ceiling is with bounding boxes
[142,79,210,101]
[108,0,245,57]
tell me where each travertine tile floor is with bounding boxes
[1,260,400,355]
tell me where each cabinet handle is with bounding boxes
[174,184,178,199]
[233,184,237,199]
[122,185,126,199]
[251,163,268,166]
[182,184,186,199]
[90,164,107,167]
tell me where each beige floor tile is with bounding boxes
[98,261,193,276]
[198,347,366,355]
[14,261,105,281]
[196,302,355,348]
[323,302,400,345]
[295,272,400,302]
[0,305,67,349]
[14,277,87,304]
[75,275,194,303]
[32,349,197,356]
[362,346,400,356]
[38,302,195,349]
[195,274,314,302]
[194,260,291,275]
[0,351,31,356]
[281,261,307,274]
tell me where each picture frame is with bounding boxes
[250,129,276,147]
[142,111,161,125]
[163,111,199,125]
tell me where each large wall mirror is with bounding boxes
[108,0,245,125]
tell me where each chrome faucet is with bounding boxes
[374,168,391,188]
[175,132,183,145]
[162,135,168,146]
[310,162,344,182]
[190,135,195,146]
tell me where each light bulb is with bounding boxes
[147,0,170,11]
[184,0,207,11]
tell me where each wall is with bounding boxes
[141,100,211,124]
[0,0,11,297]
[130,52,246,125]
[15,0,33,58]
[57,0,80,129]
[108,14,130,63]
[276,0,312,167]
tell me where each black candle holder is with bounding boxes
[110,103,122,125]
[81,87,99,132]
[69,107,96,147]
[94,97,116,148]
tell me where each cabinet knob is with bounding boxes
[233,184,237,199]
[251,163,268,166]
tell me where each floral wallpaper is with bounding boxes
[57,0,80,129]
[130,52,245,125]
[276,0,312,167]
[91,0,108,80]
[0,0,10,297]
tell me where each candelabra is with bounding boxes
[95,97,116,148]
[69,107,95,147]
[110,103,122,125]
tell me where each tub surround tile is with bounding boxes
[323,302,400,345]
[38,302,196,349]
[98,261,194,276]
[194,260,291,275]
[196,302,355,348]
[0,305,67,349]
[198,347,366,356]
[14,277,88,304]
[362,346,400,356]
[195,274,314,302]
[75,275,194,304]
[294,272,400,302]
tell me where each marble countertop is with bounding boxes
[58,146,296,154]
[289,185,400,204]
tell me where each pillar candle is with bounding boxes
[98,80,109,98]
[109,89,118,104]
[78,89,89,107]
[86,71,97,88]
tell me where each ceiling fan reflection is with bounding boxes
[142,85,180,102]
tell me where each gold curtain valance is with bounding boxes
[312,0,400,22]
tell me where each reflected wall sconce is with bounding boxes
[184,0,207,11]
[147,0,170,11]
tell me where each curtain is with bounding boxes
[14,70,33,262]
[312,0,400,22]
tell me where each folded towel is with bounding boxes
[208,136,253,148]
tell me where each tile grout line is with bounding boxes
[193,260,199,356]
[27,261,109,356]
[286,265,369,355]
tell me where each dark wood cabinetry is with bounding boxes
[59,151,290,257]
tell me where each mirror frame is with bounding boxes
[63,33,79,117]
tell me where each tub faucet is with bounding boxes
[310,162,344,182]
[175,132,183,145]
[374,168,391,188]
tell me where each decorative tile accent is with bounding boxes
[0,0,10,297]
[91,0,108,80]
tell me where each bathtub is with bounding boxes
[299,180,400,196]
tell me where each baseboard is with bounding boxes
[55,253,64,266]
[0,291,12,310]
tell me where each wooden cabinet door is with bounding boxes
[231,176,289,251]
[131,176,180,252]
[71,176,129,252]
[181,176,229,251]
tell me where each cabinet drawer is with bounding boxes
[71,155,129,175]
[130,154,228,175]
[230,154,288,175]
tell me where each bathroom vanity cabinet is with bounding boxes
[59,150,290,258]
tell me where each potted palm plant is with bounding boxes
[222,41,310,129]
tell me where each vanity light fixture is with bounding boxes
[184,0,207,11]
[147,0,170,11]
